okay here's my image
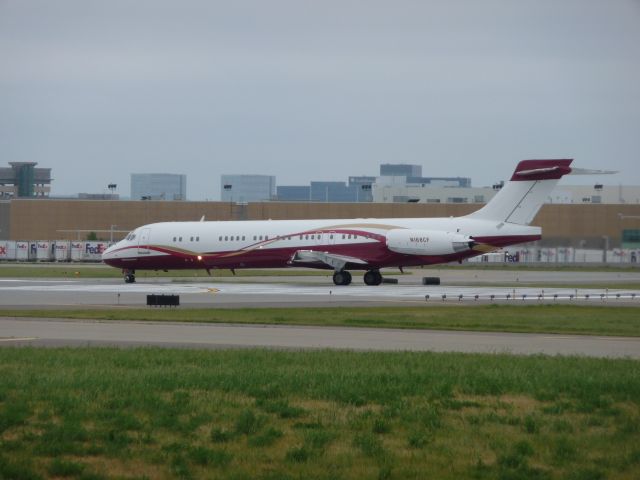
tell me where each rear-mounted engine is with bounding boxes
[386,229,475,256]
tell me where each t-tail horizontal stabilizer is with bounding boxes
[467,159,573,226]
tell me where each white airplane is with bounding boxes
[103,159,580,285]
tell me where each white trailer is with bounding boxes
[70,242,84,262]
[70,241,109,262]
[54,241,71,262]
[36,241,54,262]
[0,241,17,261]
[16,241,30,261]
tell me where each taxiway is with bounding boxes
[2,317,639,358]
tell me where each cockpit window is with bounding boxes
[124,231,137,241]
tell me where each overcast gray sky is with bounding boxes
[1,0,639,200]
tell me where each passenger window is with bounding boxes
[311,235,315,240]
[190,236,193,241]
[265,235,269,240]
[179,237,182,241]
[173,237,177,242]
[299,235,303,240]
[242,236,245,241]
[259,236,263,240]
[253,235,257,241]
[225,236,228,241]
[330,234,333,239]
[342,234,345,239]
[305,235,309,240]
[219,236,222,241]
[196,237,200,241]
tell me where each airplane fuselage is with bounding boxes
[102,216,540,272]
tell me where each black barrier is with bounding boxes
[381,278,398,284]
[422,277,440,285]
[147,294,180,307]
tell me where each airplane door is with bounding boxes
[137,228,151,254]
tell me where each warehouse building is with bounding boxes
[2,198,640,251]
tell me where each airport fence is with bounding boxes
[0,240,112,263]
[0,241,639,265]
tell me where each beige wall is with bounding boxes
[8,199,640,247]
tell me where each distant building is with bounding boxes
[372,184,498,204]
[277,185,311,201]
[380,164,422,177]
[131,173,186,201]
[348,176,375,202]
[378,164,471,188]
[221,175,275,203]
[0,162,52,198]
[277,178,374,202]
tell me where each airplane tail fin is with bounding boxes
[466,159,573,225]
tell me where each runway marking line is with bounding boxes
[0,337,37,342]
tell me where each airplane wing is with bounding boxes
[289,250,368,271]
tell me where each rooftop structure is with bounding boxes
[131,173,186,201]
[0,162,52,198]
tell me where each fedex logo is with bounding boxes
[17,243,28,249]
[85,243,106,254]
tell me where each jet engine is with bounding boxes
[386,229,476,256]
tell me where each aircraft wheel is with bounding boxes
[124,273,135,283]
[364,270,382,286]
[333,271,352,286]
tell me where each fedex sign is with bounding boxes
[85,243,107,255]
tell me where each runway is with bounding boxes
[1,272,639,357]
[2,317,639,358]
[1,277,639,308]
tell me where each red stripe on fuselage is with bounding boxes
[103,233,537,271]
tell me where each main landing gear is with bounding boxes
[123,269,136,283]
[332,270,383,286]
[363,270,383,286]
[332,270,352,286]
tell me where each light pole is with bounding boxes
[602,235,610,263]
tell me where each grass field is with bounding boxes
[0,348,638,480]
[2,304,640,337]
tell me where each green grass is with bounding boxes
[0,348,639,479]
[2,305,640,337]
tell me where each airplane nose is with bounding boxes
[102,245,114,262]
